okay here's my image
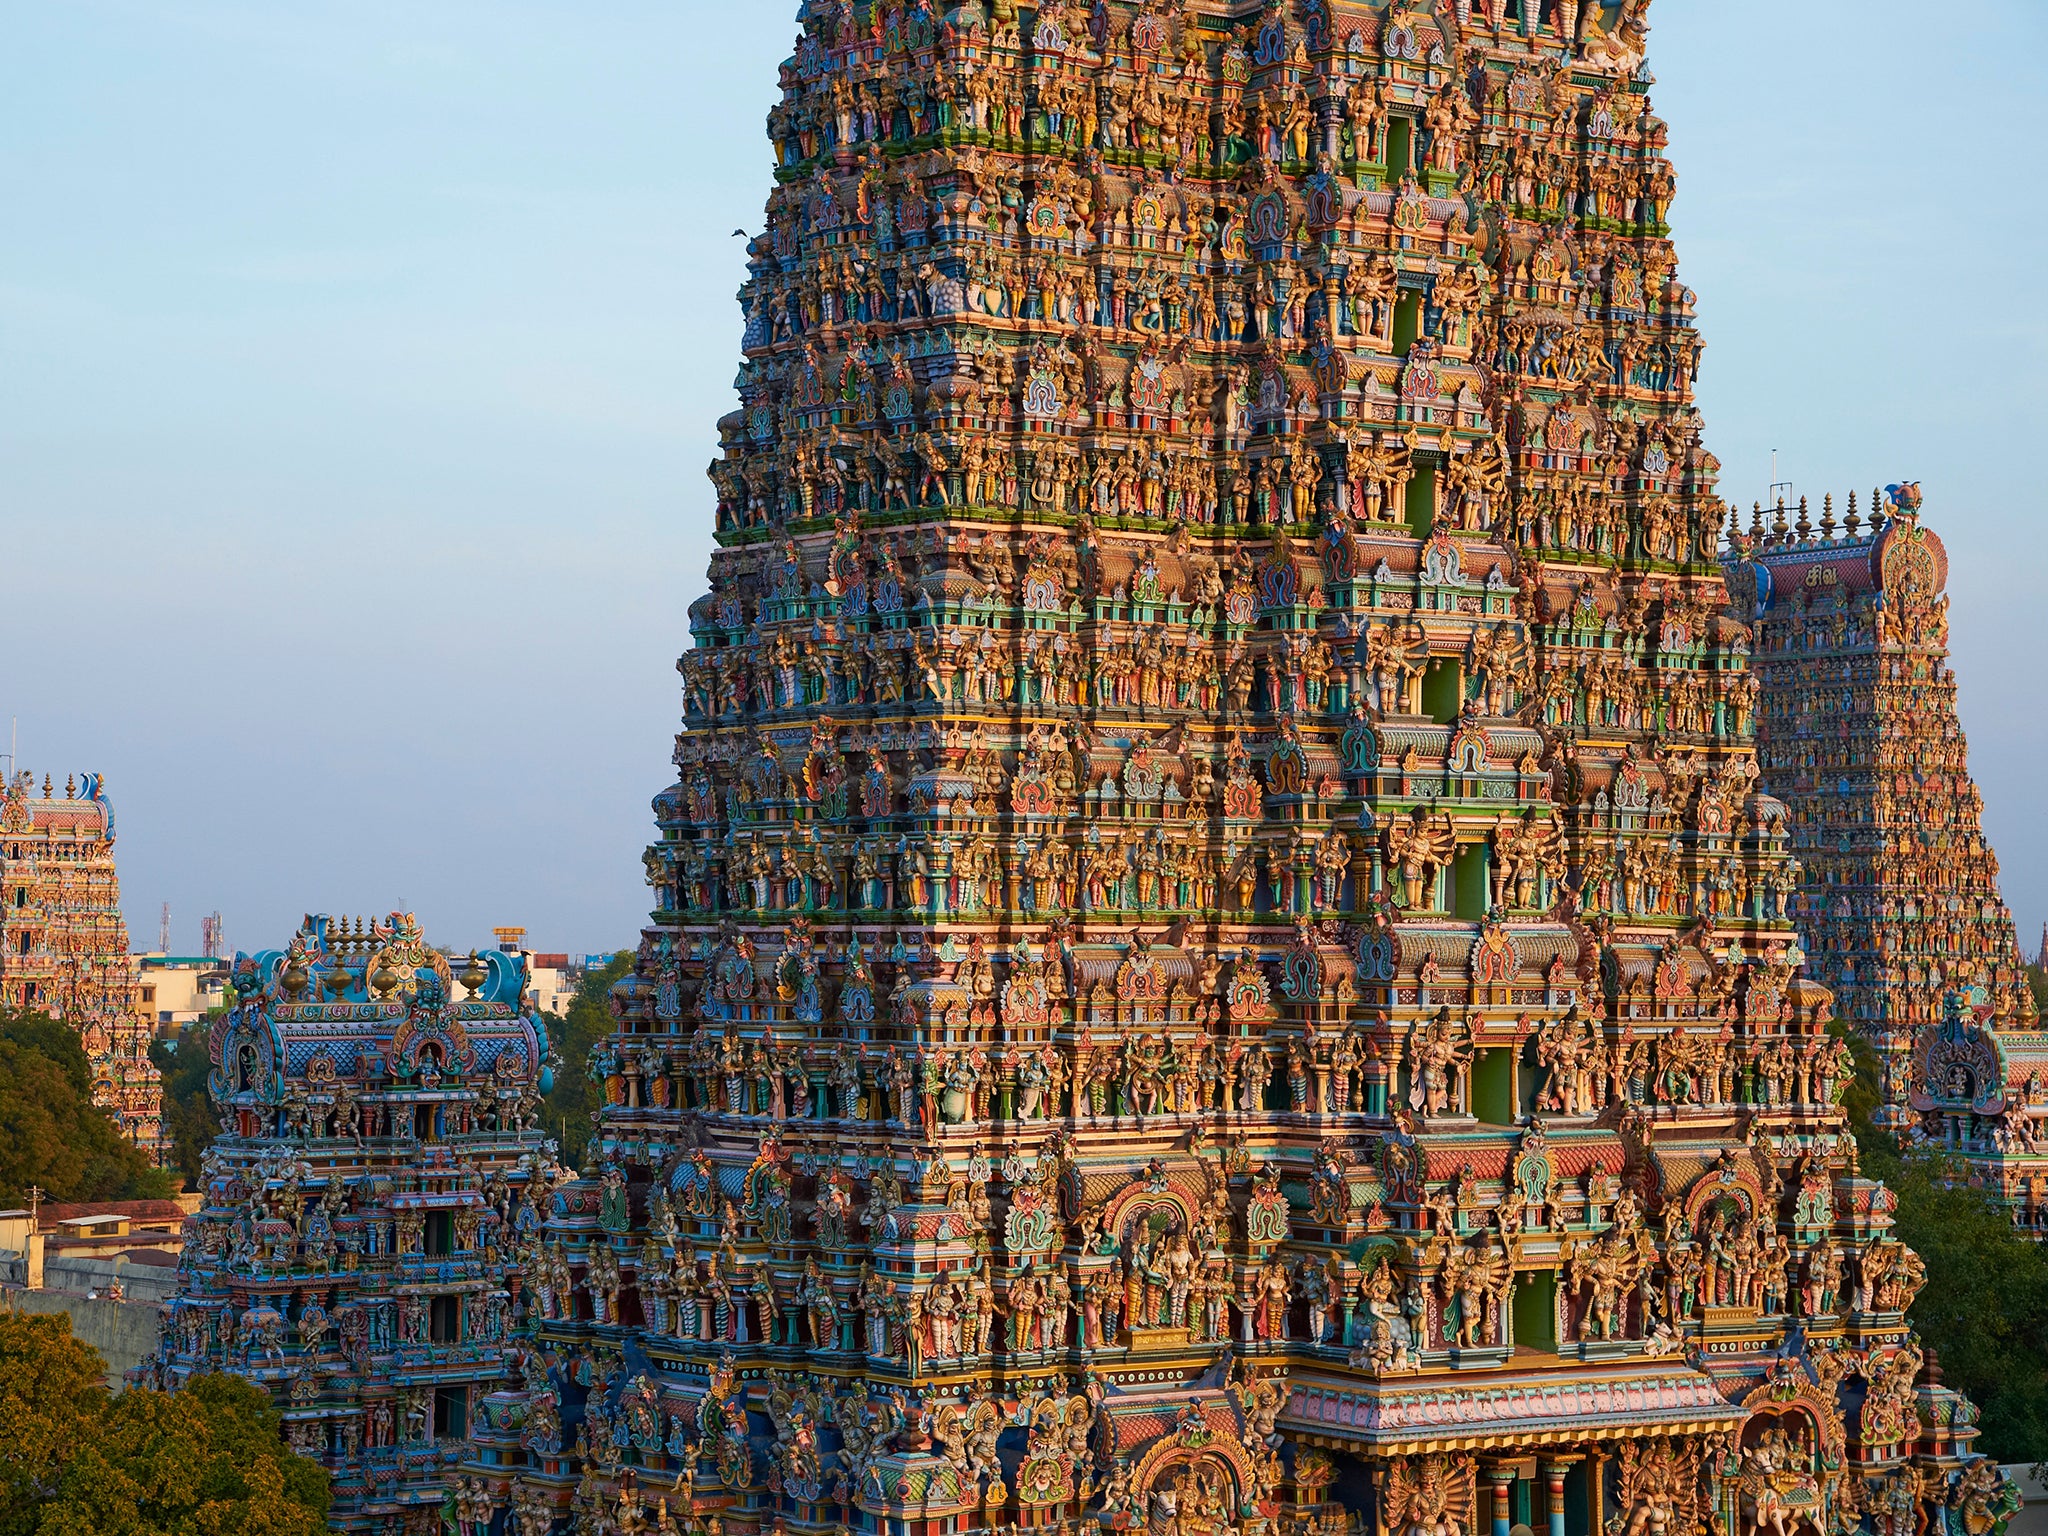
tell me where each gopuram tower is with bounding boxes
[147,914,561,1534]
[1731,492,2047,1216]
[491,5,2009,1536]
[0,769,164,1159]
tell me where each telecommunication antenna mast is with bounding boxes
[1767,448,1794,512]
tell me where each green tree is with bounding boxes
[0,1011,173,1207]
[149,1021,222,1191]
[1831,1022,1887,1162]
[543,953,631,1169]
[1838,1024,2048,1461]
[0,1310,106,1536]
[1883,1154,2048,1460]
[0,1312,329,1536]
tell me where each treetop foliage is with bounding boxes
[0,1310,329,1536]
[150,1021,220,1192]
[1837,1023,2048,1461]
[0,1010,173,1208]
[543,951,632,1171]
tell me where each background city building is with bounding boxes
[494,926,610,1018]
[133,951,232,1032]
[0,1195,195,1383]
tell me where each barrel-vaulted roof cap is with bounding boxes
[208,912,549,1103]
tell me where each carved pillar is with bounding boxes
[1484,1465,1516,1536]
[1539,1457,1580,1536]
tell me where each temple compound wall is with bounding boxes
[0,769,165,1158]
[6,1287,170,1387]
[1733,493,2048,1227]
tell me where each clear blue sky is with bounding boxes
[1,1,2042,959]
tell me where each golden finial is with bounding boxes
[1771,498,1788,542]
[1750,501,1764,541]
[1819,494,1835,541]
[1845,491,1861,539]
[281,949,310,1001]
[1794,495,1811,541]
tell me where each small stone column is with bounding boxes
[1485,1465,1517,1536]
[1540,1457,1581,1536]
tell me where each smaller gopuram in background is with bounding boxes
[1732,489,2048,1223]
[144,913,567,1534]
[0,769,164,1160]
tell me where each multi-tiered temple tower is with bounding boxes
[492,5,2012,1536]
[146,5,2025,1536]
[0,769,164,1158]
[1732,492,2048,1221]
[145,915,561,1534]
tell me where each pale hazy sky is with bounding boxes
[2,1,2042,958]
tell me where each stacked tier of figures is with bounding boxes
[145,5,2024,1536]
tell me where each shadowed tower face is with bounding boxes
[156,3,2006,1532]
[1734,489,2044,1224]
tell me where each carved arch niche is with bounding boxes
[1130,1438,1254,1536]
[1731,1373,1844,1536]
[1102,1178,1199,1256]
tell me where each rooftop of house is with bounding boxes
[36,1200,186,1232]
